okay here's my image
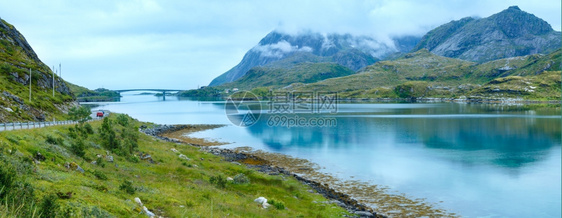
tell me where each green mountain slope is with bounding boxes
[0,18,76,122]
[180,53,357,97]
[229,63,354,90]
[291,49,560,101]
[67,83,120,102]
[286,49,475,93]
[469,70,560,100]
[219,51,356,90]
[473,49,561,79]
[209,31,418,86]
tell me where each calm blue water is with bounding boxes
[92,93,561,217]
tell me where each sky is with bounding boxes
[0,0,560,90]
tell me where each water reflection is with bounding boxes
[93,96,561,217]
[244,104,561,170]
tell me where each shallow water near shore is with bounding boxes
[92,93,561,217]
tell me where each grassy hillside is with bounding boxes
[469,70,561,100]
[289,49,561,101]
[67,83,120,102]
[0,18,76,122]
[285,49,474,93]
[473,49,561,79]
[223,62,355,90]
[0,115,350,217]
[180,57,356,98]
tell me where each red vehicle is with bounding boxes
[96,111,105,117]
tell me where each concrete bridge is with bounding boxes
[114,89,183,100]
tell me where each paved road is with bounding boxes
[0,110,107,132]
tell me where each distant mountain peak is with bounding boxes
[209,31,420,86]
[489,5,553,37]
[507,5,521,11]
[413,6,560,62]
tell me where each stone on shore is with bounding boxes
[76,165,85,173]
[254,197,270,208]
[134,197,143,206]
[179,154,189,160]
[142,206,155,217]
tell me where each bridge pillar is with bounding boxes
[162,91,166,101]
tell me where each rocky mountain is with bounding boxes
[209,31,419,86]
[413,6,561,62]
[222,60,355,90]
[288,48,560,101]
[288,49,475,94]
[0,18,76,122]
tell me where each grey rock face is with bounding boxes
[0,18,73,96]
[414,6,561,63]
[209,31,420,86]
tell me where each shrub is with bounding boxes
[119,180,135,195]
[394,81,429,98]
[3,181,36,217]
[45,135,63,145]
[127,155,140,163]
[96,157,105,168]
[93,170,107,180]
[82,205,112,217]
[232,173,250,184]
[91,184,108,192]
[39,194,59,218]
[70,139,86,158]
[116,114,129,127]
[184,200,195,207]
[121,128,138,155]
[268,199,285,210]
[83,123,94,135]
[209,175,227,188]
[0,162,16,198]
[68,127,78,139]
[68,106,91,123]
[99,118,119,150]
[6,135,20,145]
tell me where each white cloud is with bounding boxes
[0,0,559,89]
[252,40,313,58]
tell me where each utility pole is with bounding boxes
[52,66,55,97]
[29,68,31,102]
[59,63,61,78]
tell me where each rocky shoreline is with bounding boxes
[140,124,382,218]
[338,97,561,104]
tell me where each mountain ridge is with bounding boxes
[0,18,77,121]
[413,6,561,62]
[289,48,560,101]
[209,31,419,86]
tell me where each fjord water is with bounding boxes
[93,93,561,217]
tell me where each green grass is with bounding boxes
[67,83,120,102]
[223,62,356,90]
[185,48,560,102]
[0,114,350,217]
[469,70,561,100]
[0,18,76,122]
[289,49,561,101]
